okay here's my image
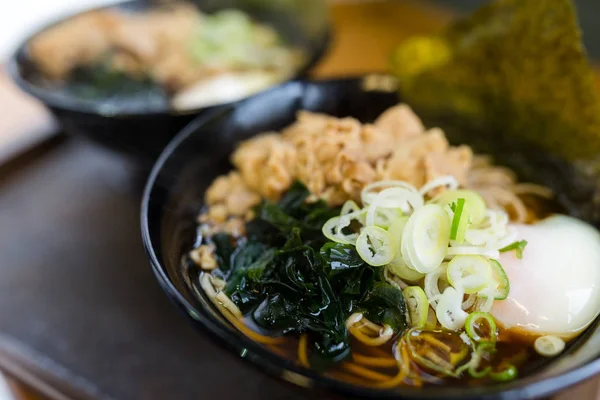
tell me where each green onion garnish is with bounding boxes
[499,240,528,259]
[490,364,518,381]
[456,342,495,378]
[465,312,498,344]
[468,365,492,378]
[450,198,467,243]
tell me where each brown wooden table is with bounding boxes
[1,0,599,399]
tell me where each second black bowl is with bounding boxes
[7,0,329,165]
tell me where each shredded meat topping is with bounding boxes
[200,103,549,232]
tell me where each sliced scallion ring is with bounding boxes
[465,312,497,344]
[466,342,496,377]
[474,294,494,312]
[480,260,510,300]
[447,255,492,294]
[436,287,468,330]
[419,175,459,196]
[361,180,418,206]
[490,364,517,381]
[403,286,429,328]
[534,335,566,357]
[388,216,409,242]
[424,264,448,309]
[387,217,424,281]
[401,204,451,273]
[322,216,351,244]
[341,200,361,215]
[388,261,425,282]
[322,215,360,244]
[365,187,420,227]
[462,294,477,310]
[469,366,492,379]
[356,226,395,266]
[365,203,402,228]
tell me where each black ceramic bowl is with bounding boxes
[7,0,329,165]
[142,77,600,399]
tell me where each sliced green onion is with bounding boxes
[337,208,366,233]
[365,187,419,227]
[447,255,492,294]
[449,198,468,243]
[322,216,356,244]
[367,205,402,229]
[474,294,495,313]
[356,226,395,266]
[388,262,425,282]
[462,294,477,310]
[322,216,347,243]
[361,180,419,206]
[322,207,366,245]
[499,240,528,259]
[436,287,469,330]
[403,286,429,328]
[469,365,491,378]
[401,204,451,273]
[388,216,409,242]
[481,260,510,300]
[419,175,459,196]
[341,200,361,215]
[387,217,425,281]
[465,312,497,344]
[432,189,487,225]
[456,341,495,378]
[468,342,496,377]
[534,335,566,357]
[490,364,517,381]
[424,264,448,308]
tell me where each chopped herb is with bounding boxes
[449,201,457,213]
[490,364,518,382]
[499,240,528,259]
[450,198,467,243]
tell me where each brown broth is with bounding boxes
[236,312,542,388]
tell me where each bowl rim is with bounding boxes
[6,0,330,119]
[141,76,600,399]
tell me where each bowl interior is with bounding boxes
[9,0,329,117]
[142,77,600,399]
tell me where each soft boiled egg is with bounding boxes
[491,215,600,340]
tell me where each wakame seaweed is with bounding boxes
[211,182,408,364]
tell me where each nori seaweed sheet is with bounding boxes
[390,0,600,224]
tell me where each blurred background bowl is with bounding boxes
[7,0,330,166]
[142,77,600,399]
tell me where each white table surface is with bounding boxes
[0,0,121,61]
